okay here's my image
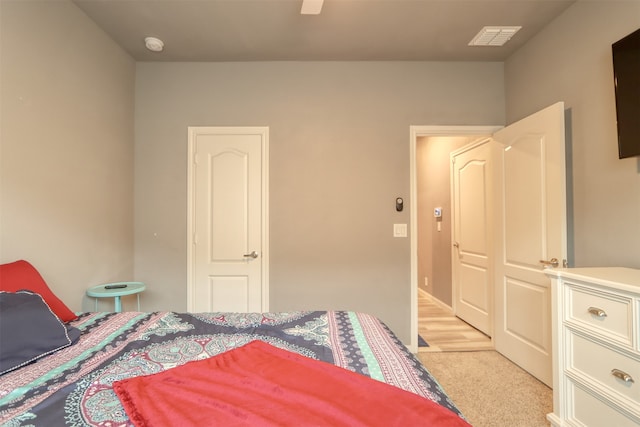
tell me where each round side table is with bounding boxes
[86,282,145,312]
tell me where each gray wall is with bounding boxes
[134,62,505,342]
[0,1,136,311]
[505,1,640,269]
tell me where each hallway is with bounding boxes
[418,290,493,352]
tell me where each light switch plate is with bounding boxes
[393,223,407,237]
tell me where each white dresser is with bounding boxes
[546,268,640,426]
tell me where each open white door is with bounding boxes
[187,127,269,313]
[492,102,567,387]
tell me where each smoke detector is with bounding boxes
[469,26,522,46]
[144,37,164,52]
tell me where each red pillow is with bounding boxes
[0,260,77,322]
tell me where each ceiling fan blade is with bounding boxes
[301,0,324,15]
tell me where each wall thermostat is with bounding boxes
[396,197,404,212]
[434,207,442,218]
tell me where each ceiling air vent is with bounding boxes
[469,26,522,46]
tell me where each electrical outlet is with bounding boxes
[424,277,429,287]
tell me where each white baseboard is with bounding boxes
[418,287,453,312]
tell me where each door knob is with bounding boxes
[539,258,559,268]
[243,251,259,259]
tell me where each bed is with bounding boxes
[0,261,469,426]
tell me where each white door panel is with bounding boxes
[187,127,269,313]
[493,102,566,387]
[208,276,249,312]
[459,263,489,316]
[210,148,250,261]
[504,136,545,265]
[504,275,550,350]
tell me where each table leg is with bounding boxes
[114,296,122,313]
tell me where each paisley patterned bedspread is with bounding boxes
[0,311,463,426]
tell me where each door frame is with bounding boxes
[186,126,270,312]
[409,125,501,353]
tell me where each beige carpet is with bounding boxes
[418,351,552,427]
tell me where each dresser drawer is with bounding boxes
[566,283,633,346]
[569,380,640,427]
[569,330,640,403]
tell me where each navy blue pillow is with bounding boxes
[0,290,80,375]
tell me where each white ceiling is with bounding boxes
[72,0,576,62]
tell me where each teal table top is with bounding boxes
[86,282,145,298]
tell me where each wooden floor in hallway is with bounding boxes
[418,290,493,353]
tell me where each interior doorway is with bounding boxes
[409,126,500,353]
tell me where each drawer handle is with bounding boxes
[611,369,634,384]
[587,307,607,318]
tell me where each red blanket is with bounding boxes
[113,340,471,427]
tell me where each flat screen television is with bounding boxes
[612,28,640,159]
